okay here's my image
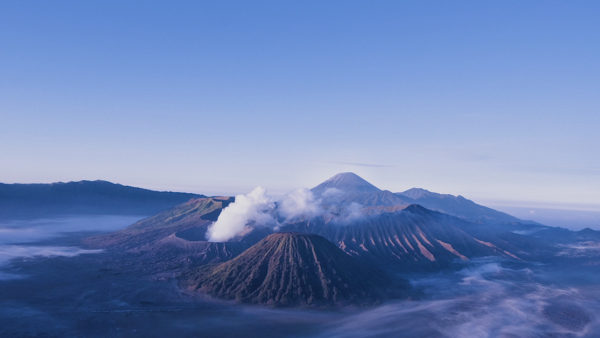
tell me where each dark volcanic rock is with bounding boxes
[187,233,406,307]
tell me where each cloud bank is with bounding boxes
[0,245,103,280]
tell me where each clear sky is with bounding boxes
[1,1,599,209]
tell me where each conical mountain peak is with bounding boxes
[312,172,381,194]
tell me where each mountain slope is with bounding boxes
[0,180,202,218]
[85,196,246,274]
[397,188,520,224]
[281,205,521,270]
[87,196,232,248]
[186,233,406,306]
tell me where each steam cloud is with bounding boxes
[278,188,322,221]
[206,187,364,242]
[0,215,137,280]
[206,187,277,242]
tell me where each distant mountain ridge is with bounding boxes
[310,173,520,223]
[0,180,203,218]
[396,187,520,224]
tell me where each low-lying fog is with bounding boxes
[0,215,598,337]
[320,259,600,337]
[494,206,600,231]
[0,215,142,279]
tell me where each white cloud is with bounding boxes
[339,202,364,223]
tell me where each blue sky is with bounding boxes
[1,1,599,208]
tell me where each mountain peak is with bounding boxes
[312,172,381,194]
[401,188,435,200]
[402,204,433,214]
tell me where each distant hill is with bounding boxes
[397,188,520,224]
[0,180,203,219]
[186,233,406,307]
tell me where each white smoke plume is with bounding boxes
[278,188,322,221]
[206,187,276,242]
[338,202,364,223]
[321,187,343,199]
[207,186,366,242]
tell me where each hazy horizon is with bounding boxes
[4,173,600,210]
[2,173,599,230]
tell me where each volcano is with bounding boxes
[85,196,249,274]
[187,233,406,306]
[312,172,412,207]
[86,196,235,249]
[312,172,381,194]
